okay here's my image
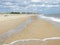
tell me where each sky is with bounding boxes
[0,0,60,14]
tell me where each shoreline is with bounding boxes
[3,15,60,44]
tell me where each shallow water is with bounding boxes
[38,14,60,28]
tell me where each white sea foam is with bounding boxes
[3,37,60,45]
[38,15,60,22]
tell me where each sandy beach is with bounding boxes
[2,14,60,44]
[0,14,32,34]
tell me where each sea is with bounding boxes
[38,14,60,28]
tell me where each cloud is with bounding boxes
[45,5,60,7]
[1,2,21,12]
[31,0,60,3]
[26,4,60,8]
[42,0,60,2]
[31,0,42,2]
[3,2,13,6]
[0,0,60,14]
[1,0,14,2]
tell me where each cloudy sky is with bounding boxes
[0,0,60,14]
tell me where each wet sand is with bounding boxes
[0,14,32,34]
[3,16,60,44]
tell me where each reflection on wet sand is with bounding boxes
[3,15,60,44]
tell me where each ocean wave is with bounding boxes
[38,15,60,22]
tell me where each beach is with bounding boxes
[1,14,60,44]
[0,14,33,34]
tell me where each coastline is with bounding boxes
[3,15,60,44]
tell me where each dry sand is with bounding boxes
[3,15,60,44]
[0,14,32,34]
